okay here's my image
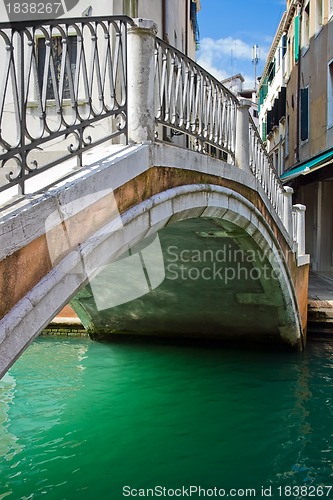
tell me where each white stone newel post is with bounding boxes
[127,18,158,143]
[283,186,294,236]
[293,204,306,256]
[235,99,251,171]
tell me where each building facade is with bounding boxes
[222,74,259,126]
[259,0,333,275]
[0,0,200,57]
[60,0,200,58]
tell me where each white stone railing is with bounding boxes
[0,16,306,257]
[292,204,307,258]
[248,114,285,220]
[127,19,298,236]
[154,37,238,160]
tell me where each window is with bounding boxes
[302,2,310,49]
[282,34,287,58]
[267,60,275,84]
[37,35,77,100]
[328,60,333,129]
[190,1,200,45]
[285,115,289,157]
[315,0,323,33]
[276,46,281,69]
[291,37,295,67]
[278,87,287,120]
[300,87,309,142]
[274,150,279,172]
[287,38,291,75]
[267,109,273,135]
[294,15,299,62]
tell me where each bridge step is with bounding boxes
[307,272,333,337]
[308,299,333,333]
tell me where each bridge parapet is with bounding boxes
[0,14,305,256]
[127,18,298,244]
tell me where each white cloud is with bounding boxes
[196,57,228,82]
[197,36,269,88]
[199,37,254,60]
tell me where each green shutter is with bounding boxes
[294,15,299,62]
[262,81,268,100]
[300,87,309,141]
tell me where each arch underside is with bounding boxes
[70,185,303,348]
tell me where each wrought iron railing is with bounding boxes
[0,16,131,196]
[249,115,285,220]
[154,37,238,160]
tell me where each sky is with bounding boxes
[196,0,286,88]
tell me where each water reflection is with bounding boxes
[273,341,333,486]
[0,372,23,461]
[0,338,89,498]
[0,337,332,499]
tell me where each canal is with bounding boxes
[0,337,332,499]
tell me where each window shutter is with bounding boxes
[282,34,287,58]
[294,15,299,62]
[300,87,309,141]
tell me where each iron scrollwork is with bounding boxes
[0,16,131,197]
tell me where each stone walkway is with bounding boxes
[308,272,333,333]
[308,272,333,301]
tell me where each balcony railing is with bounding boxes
[0,16,131,196]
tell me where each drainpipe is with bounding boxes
[124,0,138,17]
[162,0,167,41]
[161,0,168,140]
[296,1,302,163]
[185,0,189,55]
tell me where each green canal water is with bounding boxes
[0,337,332,499]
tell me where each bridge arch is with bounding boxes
[72,183,303,348]
[0,182,303,377]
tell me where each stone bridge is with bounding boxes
[0,17,309,377]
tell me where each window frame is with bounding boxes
[285,115,289,158]
[36,33,78,102]
[300,86,310,143]
[315,0,324,35]
[330,0,333,19]
[302,2,310,52]
[328,59,333,129]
